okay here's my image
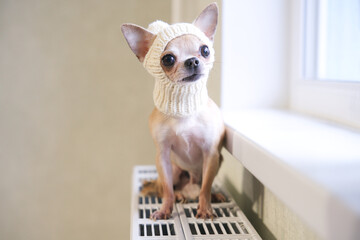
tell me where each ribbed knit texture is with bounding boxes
[143,21,214,117]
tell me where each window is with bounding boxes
[221,0,360,129]
[290,0,360,129]
[303,0,360,82]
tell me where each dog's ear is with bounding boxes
[193,3,218,41]
[121,24,156,62]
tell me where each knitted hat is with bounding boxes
[143,20,214,117]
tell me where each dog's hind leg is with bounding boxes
[141,178,163,197]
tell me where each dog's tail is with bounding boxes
[141,179,163,197]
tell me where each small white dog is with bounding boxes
[122,3,225,220]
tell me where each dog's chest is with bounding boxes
[168,115,216,160]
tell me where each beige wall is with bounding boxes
[0,0,171,239]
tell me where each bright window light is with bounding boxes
[303,0,360,82]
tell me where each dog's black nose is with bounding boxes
[184,57,200,70]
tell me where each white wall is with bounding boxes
[221,0,289,110]
[0,1,170,239]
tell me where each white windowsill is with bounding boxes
[223,109,360,240]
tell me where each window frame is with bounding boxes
[289,0,360,130]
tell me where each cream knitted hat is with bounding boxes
[143,20,214,117]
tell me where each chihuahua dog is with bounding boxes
[121,3,225,220]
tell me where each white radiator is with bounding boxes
[131,165,262,240]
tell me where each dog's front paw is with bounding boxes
[151,209,172,220]
[196,205,216,220]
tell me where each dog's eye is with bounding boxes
[161,54,176,67]
[200,45,210,58]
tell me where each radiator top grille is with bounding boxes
[131,165,262,240]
